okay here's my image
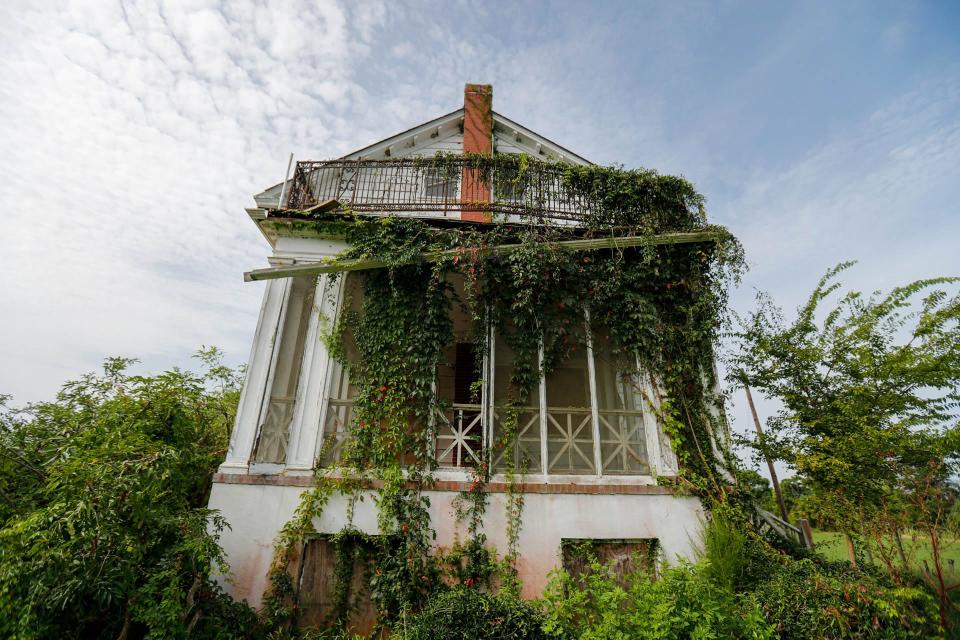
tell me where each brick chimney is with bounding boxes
[460,83,493,222]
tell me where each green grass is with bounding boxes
[812,529,960,572]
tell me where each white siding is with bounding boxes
[493,135,527,155]
[394,131,463,158]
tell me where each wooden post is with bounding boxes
[743,382,789,522]
[797,518,815,550]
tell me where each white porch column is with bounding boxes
[642,372,679,477]
[220,277,289,471]
[286,274,342,470]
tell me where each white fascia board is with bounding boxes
[246,208,276,247]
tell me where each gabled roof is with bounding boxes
[254,109,591,209]
[340,109,592,165]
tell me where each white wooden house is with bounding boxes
[208,85,705,613]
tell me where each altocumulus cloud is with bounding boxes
[0,0,399,400]
[0,0,595,402]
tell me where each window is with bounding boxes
[561,538,660,584]
[422,167,457,199]
[491,326,541,473]
[253,275,315,464]
[593,333,649,475]
[544,332,596,474]
[295,535,378,635]
[320,275,362,467]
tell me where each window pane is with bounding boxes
[593,335,649,475]
[545,333,595,474]
[422,167,458,199]
[491,327,541,473]
[255,276,315,463]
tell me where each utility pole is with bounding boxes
[743,380,789,522]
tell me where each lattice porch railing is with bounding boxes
[320,399,648,475]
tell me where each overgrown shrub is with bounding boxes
[400,587,549,640]
[754,558,941,639]
[539,558,773,640]
[539,512,942,640]
[0,351,260,639]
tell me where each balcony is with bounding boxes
[281,157,597,223]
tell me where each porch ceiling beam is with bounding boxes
[243,230,723,282]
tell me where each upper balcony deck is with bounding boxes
[277,156,597,224]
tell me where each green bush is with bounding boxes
[539,557,773,640]
[400,587,549,640]
[539,510,942,640]
[0,352,261,640]
[754,558,941,639]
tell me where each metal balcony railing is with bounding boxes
[282,157,597,223]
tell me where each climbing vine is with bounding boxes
[265,153,746,634]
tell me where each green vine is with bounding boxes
[267,153,746,634]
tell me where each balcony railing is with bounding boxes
[282,157,597,223]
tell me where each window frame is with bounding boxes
[483,310,665,481]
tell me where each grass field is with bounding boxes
[812,530,960,575]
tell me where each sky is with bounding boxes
[1,1,958,474]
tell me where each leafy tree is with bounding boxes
[0,349,259,639]
[729,262,960,628]
[736,467,774,511]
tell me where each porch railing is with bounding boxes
[282,158,597,223]
[321,399,649,475]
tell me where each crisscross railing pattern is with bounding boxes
[434,404,484,468]
[319,399,648,475]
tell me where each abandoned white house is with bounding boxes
[209,85,718,620]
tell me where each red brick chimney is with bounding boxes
[460,83,493,222]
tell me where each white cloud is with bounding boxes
[0,0,391,401]
[720,73,960,308]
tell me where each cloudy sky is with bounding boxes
[1,1,958,465]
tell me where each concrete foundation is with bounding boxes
[208,476,705,607]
